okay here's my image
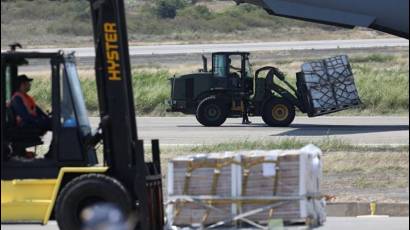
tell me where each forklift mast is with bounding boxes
[90,0,138,184]
[89,1,159,229]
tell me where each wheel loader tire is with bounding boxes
[262,98,295,127]
[55,174,132,230]
[196,96,228,127]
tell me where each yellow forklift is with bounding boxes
[1,1,163,229]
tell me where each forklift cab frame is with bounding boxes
[1,51,97,180]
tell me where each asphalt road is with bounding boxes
[102,116,409,146]
[2,217,409,230]
[8,38,409,57]
[3,116,409,230]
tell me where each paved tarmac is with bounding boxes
[1,217,409,230]
[3,116,409,229]
[95,116,410,146]
[5,38,408,57]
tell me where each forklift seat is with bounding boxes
[5,106,45,149]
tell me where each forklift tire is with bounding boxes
[55,174,133,230]
[262,98,296,127]
[196,96,228,127]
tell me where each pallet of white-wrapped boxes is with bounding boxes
[297,55,362,117]
[167,145,326,229]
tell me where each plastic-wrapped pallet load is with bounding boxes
[167,152,239,226]
[297,55,361,117]
[167,145,326,229]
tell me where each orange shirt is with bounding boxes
[12,92,38,116]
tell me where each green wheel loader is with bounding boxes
[168,52,361,127]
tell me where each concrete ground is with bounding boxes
[99,116,410,146]
[12,38,409,57]
[42,116,409,146]
[1,217,409,230]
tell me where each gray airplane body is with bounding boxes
[238,0,409,38]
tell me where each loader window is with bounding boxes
[213,54,227,78]
[245,58,253,79]
[5,66,12,103]
[228,55,242,74]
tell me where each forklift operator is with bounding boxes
[10,75,52,131]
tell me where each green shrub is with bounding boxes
[154,0,189,19]
[178,5,213,20]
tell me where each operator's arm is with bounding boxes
[11,96,39,125]
[230,65,241,71]
[36,106,49,118]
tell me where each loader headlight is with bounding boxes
[166,100,177,106]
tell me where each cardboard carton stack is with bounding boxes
[167,145,326,228]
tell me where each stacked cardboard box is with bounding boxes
[299,55,361,117]
[167,145,326,228]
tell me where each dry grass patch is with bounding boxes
[323,151,409,189]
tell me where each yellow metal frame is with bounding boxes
[1,167,108,224]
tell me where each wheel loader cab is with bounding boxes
[211,52,253,90]
[1,51,97,180]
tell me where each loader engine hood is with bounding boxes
[168,73,213,113]
[170,72,214,106]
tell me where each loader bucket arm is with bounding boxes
[257,66,304,110]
